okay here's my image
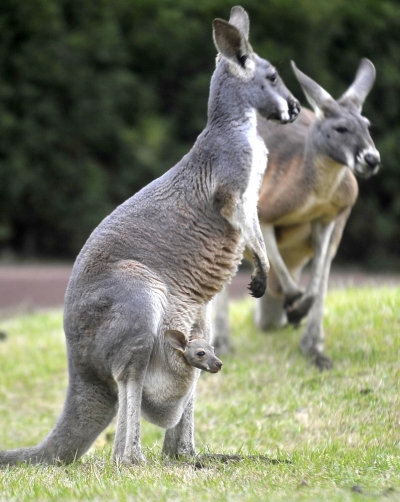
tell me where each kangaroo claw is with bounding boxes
[248,274,267,298]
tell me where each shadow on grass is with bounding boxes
[168,453,292,470]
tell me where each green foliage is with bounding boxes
[0,0,399,263]
[0,287,400,500]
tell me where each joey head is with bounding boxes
[165,330,223,373]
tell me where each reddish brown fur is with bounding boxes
[256,108,358,294]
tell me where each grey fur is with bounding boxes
[213,59,380,369]
[0,6,299,466]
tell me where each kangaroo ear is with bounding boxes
[338,58,376,112]
[228,5,250,41]
[291,61,335,117]
[165,330,188,353]
[213,18,252,69]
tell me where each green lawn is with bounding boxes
[0,286,399,501]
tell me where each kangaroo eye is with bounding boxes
[267,73,277,83]
[197,351,206,357]
[335,126,348,133]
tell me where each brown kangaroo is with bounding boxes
[213,59,380,370]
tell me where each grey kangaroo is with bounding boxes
[214,59,380,370]
[0,6,299,466]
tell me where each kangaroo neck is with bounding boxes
[207,60,255,133]
[304,135,347,198]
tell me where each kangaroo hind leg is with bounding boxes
[162,394,196,459]
[110,280,164,464]
[52,375,118,463]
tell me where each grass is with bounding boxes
[0,286,399,501]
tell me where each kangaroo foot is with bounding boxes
[307,348,333,371]
[162,447,196,462]
[248,273,267,298]
[117,451,147,465]
[122,455,146,465]
[285,294,315,326]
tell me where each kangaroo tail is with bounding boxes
[0,374,117,466]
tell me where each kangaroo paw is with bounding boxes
[286,294,315,326]
[283,290,303,310]
[309,350,333,371]
[248,273,267,298]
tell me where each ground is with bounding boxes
[0,263,399,314]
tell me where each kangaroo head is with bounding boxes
[212,6,300,124]
[292,59,380,179]
[165,330,223,373]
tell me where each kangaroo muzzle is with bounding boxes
[355,148,380,178]
[268,96,300,124]
[288,97,301,123]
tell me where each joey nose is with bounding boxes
[213,360,223,372]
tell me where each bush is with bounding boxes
[0,0,398,266]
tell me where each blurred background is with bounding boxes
[0,0,399,308]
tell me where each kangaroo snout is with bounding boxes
[268,96,300,124]
[288,97,301,123]
[364,151,380,170]
[208,358,223,373]
[356,149,380,178]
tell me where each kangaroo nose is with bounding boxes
[288,98,300,122]
[365,152,380,169]
[215,360,223,369]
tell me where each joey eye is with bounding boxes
[335,126,348,133]
[197,351,206,357]
[267,73,277,83]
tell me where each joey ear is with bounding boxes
[165,330,188,353]
[338,58,376,112]
[213,19,252,68]
[291,61,335,117]
[228,6,250,41]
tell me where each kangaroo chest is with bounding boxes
[243,132,268,218]
[275,195,344,226]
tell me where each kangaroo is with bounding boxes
[0,6,299,466]
[213,59,380,370]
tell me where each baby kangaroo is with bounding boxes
[165,330,223,374]
[0,6,299,466]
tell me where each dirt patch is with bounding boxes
[0,264,398,314]
[0,265,71,313]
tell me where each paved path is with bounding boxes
[0,264,398,314]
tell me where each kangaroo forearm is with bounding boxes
[305,220,336,297]
[261,224,300,296]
